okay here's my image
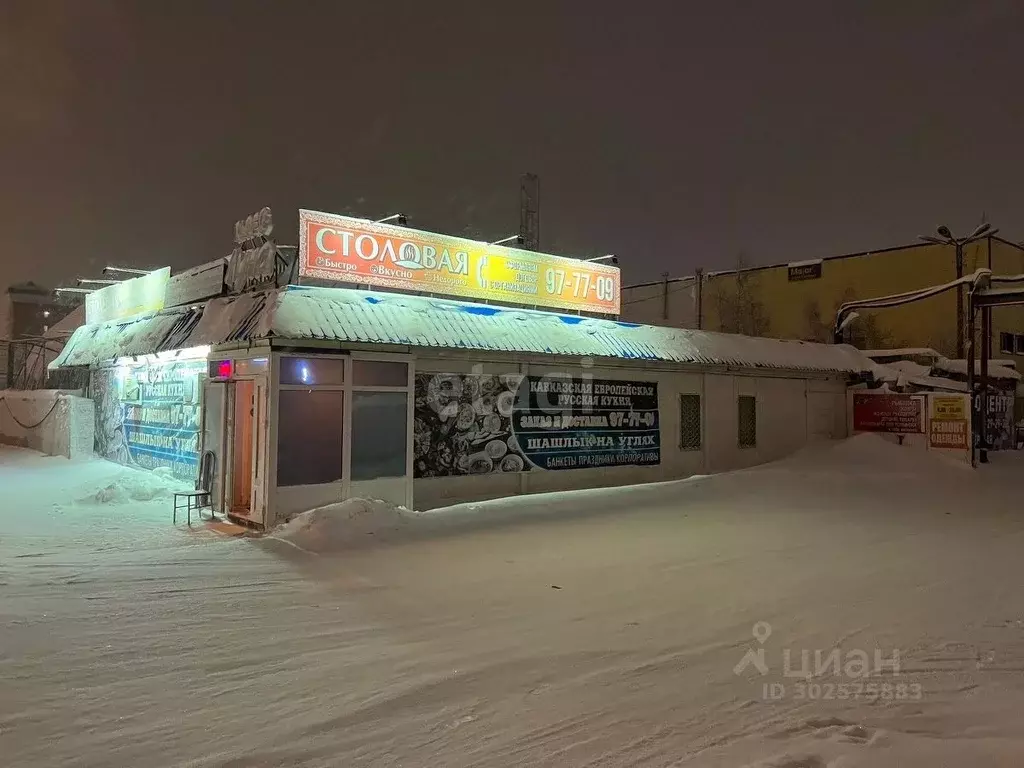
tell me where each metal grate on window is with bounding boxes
[679,393,701,450]
[738,395,757,448]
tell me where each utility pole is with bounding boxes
[980,303,991,463]
[694,268,704,329]
[966,292,977,468]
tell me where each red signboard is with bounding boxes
[852,393,923,434]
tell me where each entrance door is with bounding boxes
[231,379,255,516]
[225,378,268,526]
[200,380,226,512]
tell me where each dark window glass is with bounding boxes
[280,357,344,386]
[351,391,407,480]
[352,360,408,387]
[679,393,701,450]
[1015,335,1024,355]
[1000,332,1014,354]
[277,390,343,486]
[738,395,757,448]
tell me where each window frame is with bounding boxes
[1015,334,1024,355]
[679,392,702,451]
[349,389,410,482]
[737,394,757,449]
[1000,332,1014,355]
[275,387,345,487]
[275,353,349,491]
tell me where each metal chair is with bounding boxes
[173,450,216,525]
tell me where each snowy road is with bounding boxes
[3,439,1024,767]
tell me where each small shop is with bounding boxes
[52,208,872,529]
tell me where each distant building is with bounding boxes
[1,282,82,388]
[3,282,80,339]
[621,236,1024,371]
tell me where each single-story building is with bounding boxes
[50,208,874,529]
[52,286,872,529]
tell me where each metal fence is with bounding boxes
[1,338,89,391]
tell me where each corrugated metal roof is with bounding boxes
[269,287,871,374]
[52,285,873,375]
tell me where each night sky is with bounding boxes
[2,0,1023,293]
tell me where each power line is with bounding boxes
[621,281,696,306]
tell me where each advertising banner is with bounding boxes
[929,394,969,450]
[85,267,171,325]
[852,393,923,434]
[413,373,659,476]
[981,392,1015,451]
[298,209,621,315]
[93,359,204,483]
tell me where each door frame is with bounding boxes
[199,379,228,513]
[226,374,269,525]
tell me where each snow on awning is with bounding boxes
[49,306,203,369]
[51,286,875,375]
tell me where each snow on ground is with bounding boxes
[3,438,1024,767]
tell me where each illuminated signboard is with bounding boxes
[298,209,621,315]
[85,267,171,325]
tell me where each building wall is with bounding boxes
[260,346,852,528]
[0,390,94,459]
[621,239,1024,369]
[411,351,850,512]
[698,242,965,351]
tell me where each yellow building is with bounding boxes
[621,236,1024,369]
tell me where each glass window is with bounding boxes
[352,359,408,388]
[235,357,268,376]
[277,389,343,486]
[280,356,345,386]
[679,393,701,450]
[1015,335,1024,355]
[1000,333,1014,354]
[738,395,757,448]
[351,391,408,481]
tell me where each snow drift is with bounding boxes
[86,465,190,505]
[272,498,418,552]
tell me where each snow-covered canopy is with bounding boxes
[52,286,875,376]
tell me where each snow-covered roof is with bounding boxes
[861,347,943,361]
[52,286,874,375]
[932,358,1022,381]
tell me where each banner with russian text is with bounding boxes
[412,373,660,476]
[299,209,620,315]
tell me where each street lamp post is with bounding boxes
[919,222,994,358]
[920,223,998,465]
